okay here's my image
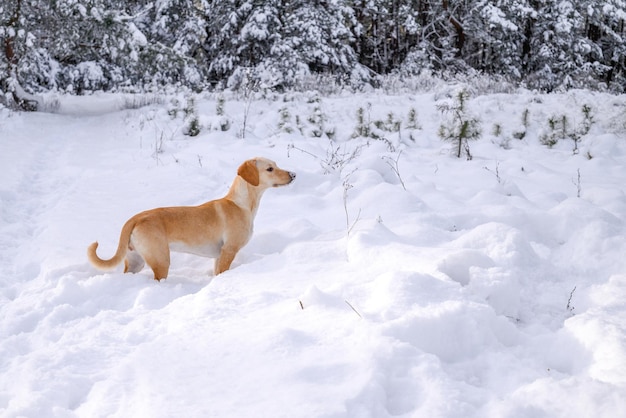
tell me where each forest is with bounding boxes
[2,0,626,109]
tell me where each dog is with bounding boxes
[87,157,295,280]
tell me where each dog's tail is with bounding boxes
[87,219,135,271]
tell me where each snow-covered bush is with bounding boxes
[437,89,482,159]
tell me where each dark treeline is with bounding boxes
[2,1,625,108]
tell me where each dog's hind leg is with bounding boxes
[147,262,169,281]
[141,243,170,281]
[131,227,170,281]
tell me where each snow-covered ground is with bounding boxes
[1,85,625,417]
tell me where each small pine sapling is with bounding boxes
[325,126,336,140]
[406,108,421,130]
[493,123,502,137]
[307,105,325,138]
[513,108,530,140]
[167,98,181,119]
[295,115,305,135]
[406,108,421,142]
[353,104,399,150]
[541,105,594,154]
[216,95,226,116]
[437,89,481,159]
[284,101,334,139]
[186,117,201,137]
[569,104,594,155]
[183,97,196,118]
[183,97,201,137]
[215,95,231,131]
[353,105,371,138]
[492,123,511,149]
[302,94,328,138]
[579,104,594,136]
[540,115,568,148]
[278,107,293,134]
[370,112,400,151]
[374,112,401,133]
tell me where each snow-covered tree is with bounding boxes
[397,0,469,75]
[520,1,587,90]
[271,0,360,87]
[509,0,624,91]
[204,0,280,88]
[1,0,209,102]
[3,0,626,98]
[206,0,360,90]
[579,0,626,91]
[350,0,425,74]
[1,0,45,108]
[138,0,209,89]
[461,1,528,80]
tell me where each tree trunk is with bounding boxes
[442,0,465,53]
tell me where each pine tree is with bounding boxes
[579,0,626,92]
[138,0,209,89]
[1,0,45,108]
[3,0,626,96]
[350,0,424,75]
[462,1,528,81]
[274,0,359,86]
[522,0,593,91]
[205,0,360,90]
[1,0,209,99]
[205,0,282,89]
[398,0,467,75]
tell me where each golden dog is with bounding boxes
[87,158,295,280]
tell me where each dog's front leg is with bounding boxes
[214,244,240,275]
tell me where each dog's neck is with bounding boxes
[225,175,266,215]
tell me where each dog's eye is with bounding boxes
[267,167,274,172]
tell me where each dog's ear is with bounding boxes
[238,159,260,186]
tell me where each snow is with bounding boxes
[484,5,519,32]
[1,86,626,417]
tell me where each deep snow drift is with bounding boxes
[1,85,625,417]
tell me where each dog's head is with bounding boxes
[238,158,296,188]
